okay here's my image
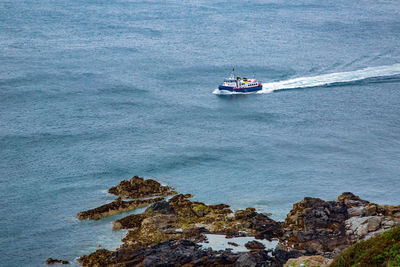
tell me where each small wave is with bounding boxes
[260,63,400,93]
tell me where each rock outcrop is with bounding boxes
[116,194,282,251]
[78,178,284,266]
[77,197,164,220]
[78,249,113,267]
[75,177,400,267]
[77,176,176,220]
[108,176,176,199]
[46,258,69,265]
[281,195,349,254]
[79,239,289,267]
[281,192,400,256]
[112,213,147,230]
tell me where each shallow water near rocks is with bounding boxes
[1,0,400,265]
[199,234,279,253]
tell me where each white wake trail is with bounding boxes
[259,63,400,94]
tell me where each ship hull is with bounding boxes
[218,85,263,92]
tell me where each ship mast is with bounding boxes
[232,67,238,88]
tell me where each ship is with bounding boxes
[218,68,262,93]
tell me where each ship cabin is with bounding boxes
[223,78,238,87]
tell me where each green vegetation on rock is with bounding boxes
[330,226,400,267]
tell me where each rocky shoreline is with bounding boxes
[71,176,400,266]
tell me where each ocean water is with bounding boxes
[1,0,400,265]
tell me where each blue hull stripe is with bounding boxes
[218,85,263,92]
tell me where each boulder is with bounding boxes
[366,216,382,232]
[345,216,369,234]
[284,255,332,267]
[234,253,257,267]
[362,203,378,216]
[45,258,69,265]
[245,240,265,250]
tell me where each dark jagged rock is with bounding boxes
[45,258,69,265]
[245,240,266,250]
[282,196,349,253]
[108,176,177,199]
[281,192,400,255]
[77,197,164,220]
[78,239,282,267]
[145,200,175,215]
[232,208,283,240]
[282,196,351,254]
[226,230,247,238]
[113,214,147,230]
[273,248,305,265]
[112,201,177,231]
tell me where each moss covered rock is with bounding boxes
[108,176,177,199]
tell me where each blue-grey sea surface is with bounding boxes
[1,0,400,265]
